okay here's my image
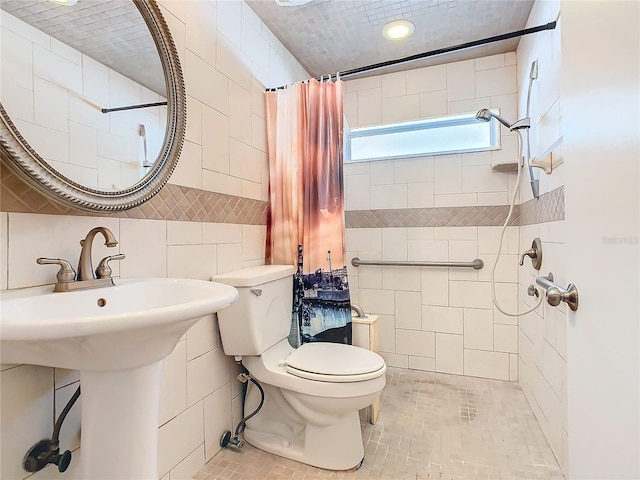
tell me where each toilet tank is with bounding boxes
[212,265,294,356]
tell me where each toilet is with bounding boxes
[212,265,386,471]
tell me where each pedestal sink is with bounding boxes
[0,278,238,480]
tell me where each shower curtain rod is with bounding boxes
[267,21,556,91]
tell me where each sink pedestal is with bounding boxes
[80,360,165,479]
[1,278,239,479]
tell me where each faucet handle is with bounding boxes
[519,237,542,270]
[36,258,76,283]
[95,254,125,279]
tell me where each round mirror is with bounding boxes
[0,0,186,212]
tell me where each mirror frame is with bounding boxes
[0,0,186,212]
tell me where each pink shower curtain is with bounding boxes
[265,79,350,347]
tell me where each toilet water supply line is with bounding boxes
[489,60,543,317]
[220,359,265,449]
[22,386,80,473]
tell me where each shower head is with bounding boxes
[475,109,530,131]
[475,109,493,122]
[139,124,153,168]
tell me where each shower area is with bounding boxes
[341,19,568,477]
[340,0,567,467]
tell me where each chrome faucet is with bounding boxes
[37,227,125,292]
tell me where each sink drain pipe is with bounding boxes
[220,359,265,449]
[23,385,81,473]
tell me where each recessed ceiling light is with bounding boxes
[382,20,415,41]
[49,0,77,5]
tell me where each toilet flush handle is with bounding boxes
[250,288,262,296]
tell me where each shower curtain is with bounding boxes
[265,78,351,348]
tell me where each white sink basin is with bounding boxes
[0,277,238,479]
[0,277,238,371]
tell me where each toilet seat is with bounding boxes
[285,342,386,382]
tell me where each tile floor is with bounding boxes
[196,368,565,480]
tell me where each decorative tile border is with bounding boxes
[345,187,564,228]
[0,162,268,225]
[346,205,519,228]
[1,161,563,228]
[518,186,565,226]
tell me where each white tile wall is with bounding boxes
[464,348,510,381]
[0,212,7,291]
[395,290,421,330]
[0,365,54,480]
[203,382,233,462]
[8,213,121,288]
[119,218,167,278]
[186,347,230,407]
[167,244,218,280]
[435,333,463,374]
[422,305,463,335]
[201,105,230,174]
[168,445,205,480]
[348,224,521,381]
[406,64,446,94]
[345,54,520,209]
[157,402,204,478]
[382,94,420,124]
[419,90,448,117]
[159,340,188,426]
[344,52,525,384]
[0,1,308,477]
[55,382,81,452]
[516,0,566,473]
[396,329,435,357]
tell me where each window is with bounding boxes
[345,112,500,163]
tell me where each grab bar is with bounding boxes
[350,304,368,319]
[351,257,484,270]
[535,272,579,311]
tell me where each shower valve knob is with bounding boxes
[519,237,542,270]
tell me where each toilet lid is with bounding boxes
[285,343,386,382]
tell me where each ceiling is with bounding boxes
[0,0,535,93]
[247,0,535,80]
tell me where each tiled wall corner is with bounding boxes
[516,0,566,474]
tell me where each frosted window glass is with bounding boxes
[347,113,498,163]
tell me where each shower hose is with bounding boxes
[490,137,543,317]
[491,60,543,317]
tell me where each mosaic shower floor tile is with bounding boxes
[197,368,564,480]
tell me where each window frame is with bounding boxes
[345,112,501,164]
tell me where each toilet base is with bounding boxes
[244,409,365,471]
